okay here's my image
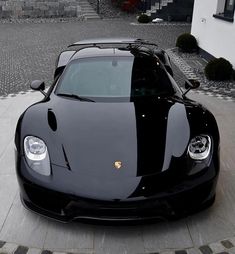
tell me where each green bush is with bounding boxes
[205,58,233,81]
[137,14,152,23]
[176,33,198,53]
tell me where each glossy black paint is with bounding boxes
[15,40,220,222]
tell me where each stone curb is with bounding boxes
[166,48,235,103]
[0,89,36,100]
[1,237,235,254]
[130,22,190,26]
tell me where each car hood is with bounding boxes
[20,96,192,200]
[23,96,191,174]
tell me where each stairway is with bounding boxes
[146,0,173,17]
[78,0,100,20]
[145,0,194,22]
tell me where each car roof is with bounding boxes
[68,38,158,48]
[71,47,133,60]
[68,38,159,61]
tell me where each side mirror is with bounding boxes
[30,80,46,96]
[183,79,200,95]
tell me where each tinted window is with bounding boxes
[56,56,174,102]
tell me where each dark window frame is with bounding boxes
[213,0,235,22]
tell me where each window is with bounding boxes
[213,0,235,22]
[56,55,175,102]
[224,0,235,17]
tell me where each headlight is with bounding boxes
[188,135,212,160]
[24,136,51,176]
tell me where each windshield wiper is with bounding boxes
[56,93,95,102]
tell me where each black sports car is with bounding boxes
[15,38,220,222]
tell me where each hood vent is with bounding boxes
[47,109,57,132]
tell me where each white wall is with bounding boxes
[191,0,235,68]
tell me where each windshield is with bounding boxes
[56,56,174,102]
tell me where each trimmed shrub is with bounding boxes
[137,13,152,23]
[205,57,233,81]
[176,33,198,53]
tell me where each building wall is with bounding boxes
[191,0,235,67]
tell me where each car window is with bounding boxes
[56,56,174,102]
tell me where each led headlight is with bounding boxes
[188,135,212,160]
[24,136,51,176]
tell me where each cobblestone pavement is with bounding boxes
[168,49,235,102]
[0,19,190,96]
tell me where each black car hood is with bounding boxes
[23,96,191,174]
[20,96,193,200]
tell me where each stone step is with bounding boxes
[147,0,174,14]
[84,15,100,20]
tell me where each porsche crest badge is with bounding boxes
[114,161,122,169]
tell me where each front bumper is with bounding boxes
[19,176,217,223]
[16,154,219,222]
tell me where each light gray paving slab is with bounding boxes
[43,220,94,251]
[0,99,12,117]
[187,248,201,254]
[0,175,18,231]
[0,193,49,249]
[209,242,225,253]
[0,92,43,156]
[161,251,175,254]
[186,92,235,246]
[0,117,13,156]
[0,242,18,254]
[186,173,235,246]
[143,221,193,252]
[93,225,144,254]
[1,92,43,121]
[228,247,235,254]
[27,248,42,254]
[0,141,16,176]
[229,238,235,247]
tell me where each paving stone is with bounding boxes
[175,250,187,254]
[14,246,29,254]
[27,248,42,254]
[227,247,235,254]
[209,242,225,253]
[0,21,190,96]
[0,241,6,248]
[186,248,201,254]
[199,246,213,254]
[168,49,235,102]
[221,240,234,249]
[229,238,235,247]
[0,243,18,253]
[41,251,53,254]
